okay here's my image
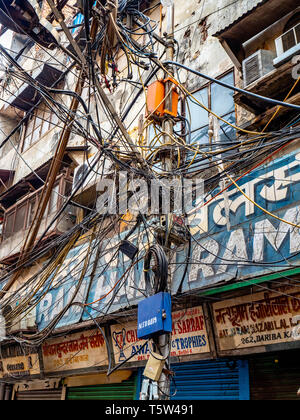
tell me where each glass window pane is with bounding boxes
[25,116,34,136]
[190,125,209,145]
[295,23,300,43]
[218,112,236,144]
[26,198,36,228]
[14,204,26,233]
[31,127,40,144]
[23,116,34,151]
[65,181,72,196]
[186,87,209,133]
[4,212,14,239]
[41,122,47,136]
[211,72,235,117]
[34,116,42,129]
[51,112,59,128]
[43,107,51,128]
[282,28,296,52]
[23,135,32,152]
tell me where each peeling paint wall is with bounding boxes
[1,0,246,187]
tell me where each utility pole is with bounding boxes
[155,0,175,400]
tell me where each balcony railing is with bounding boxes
[0,174,74,263]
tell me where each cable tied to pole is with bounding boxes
[144,244,168,295]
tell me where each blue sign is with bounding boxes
[177,150,300,292]
[34,150,300,329]
[137,292,172,339]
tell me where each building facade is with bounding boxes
[0,0,299,400]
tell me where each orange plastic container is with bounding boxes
[146,80,165,118]
[163,77,179,117]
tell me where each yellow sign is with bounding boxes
[0,354,40,379]
[213,285,300,351]
[111,306,210,363]
[42,329,109,373]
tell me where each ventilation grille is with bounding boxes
[244,55,260,86]
[276,23,300,56]
[242,50,276,87]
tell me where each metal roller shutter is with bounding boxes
[67,375,137,400]
[15,389,63,400]
[170,359,249,400]
[249,351,300,400]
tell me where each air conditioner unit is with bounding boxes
[243,50,276,87]
[72,156,113,194]
[274,23,300,67]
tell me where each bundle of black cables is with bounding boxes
[118,0,143,13]
[144,244,168,295]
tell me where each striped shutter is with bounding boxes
[15,389,62,400]
[170,359,249,400]
[67,376,137,400]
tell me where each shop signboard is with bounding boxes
[110,306,210,363]
[34,150,300,329]
[0,353,40,379]
[42,328,109,373]
[213,285,300,351]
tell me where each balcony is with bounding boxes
[234,58,300,115]
[212,0,300,125]
[212,0,297,70]
[0,0,60,49]
[5,64,63,113]
[0,162,75,264]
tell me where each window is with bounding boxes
[185,71,236,146]
[2,177,69,241]
[275,13,300,59]
[22,104,59,152]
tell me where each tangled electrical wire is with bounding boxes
[0,0,299,386]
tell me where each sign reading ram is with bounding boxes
[175,150,300,292]
[35,150,300,329]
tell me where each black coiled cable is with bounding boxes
[144,244,168,295]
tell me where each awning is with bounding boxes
[212,0,298,66]
[0,153,72,209]
[8,64,63,112]
[0,0,60,49]
[213,0,297,42]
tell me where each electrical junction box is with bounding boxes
[146,79,179,119]
[146,80,165,118]
[143,352,166,382]
[137,292,172,340]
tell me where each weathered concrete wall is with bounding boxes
[2,0,259,189]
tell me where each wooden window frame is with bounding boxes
[21,101,59,153]
[2,175,71,241]
[183,68,236,143]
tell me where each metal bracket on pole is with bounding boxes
[140,378,150,400]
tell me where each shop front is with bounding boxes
[211,283,300,400]
[13,379,63,400]
[248,350,300,400]
[39,326,139,400]
[0,345,44,400]
[65,371,139,400]
[110,305,250,400]
[170,359,249,400]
